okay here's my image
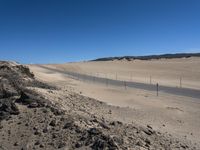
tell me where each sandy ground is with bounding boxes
[1,61,199,149]
[29,62,200,146]
[47,57,200,90]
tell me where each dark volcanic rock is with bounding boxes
[0,98,20,120]
[49,119,57,127]
[88,128,101,135]
[16,90,45,108]
[63,119,74,129]
[0,79,18,99]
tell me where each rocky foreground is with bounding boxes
[0,61,198,150]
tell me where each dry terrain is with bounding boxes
[28,57,200,149]
[47,57,200,90]
[0,59,199,150]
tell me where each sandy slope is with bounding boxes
[48,57,200,90]
[2,61,199,149]
[29,61,200,147]
[3,61,198,149]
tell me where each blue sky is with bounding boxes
[0,0,200,64]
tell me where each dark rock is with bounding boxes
[34,130,41,136]
[16,91,44,107]
[14,142,19,146]
[75,128,82,133]
[63,121,73,129]
[43,126,49,133]
[181,144,188,149]
[16,65,34,78]
[92,118,98,123]
[35,141,40,145]
[110,121,123,126]
[0,98,20,120]
[52,133,57,139]
[0,80,19,99]
[136,140,144,147]
[60,117,65,122]
[42,108,48,113]
[50,107,64,116]
[8,130,11,135]
[88,128,101,135]
[58,142,66,149]
[92,139,107,149]
[75,142,82,148]
[49,120,57,126]
[147,124,153,129]
[145,138,151,146]
[16,91,31,104]
[39,144,44,148]
[142,128,154,135]
[91,135,119,150]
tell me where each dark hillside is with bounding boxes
[92,53,200,61]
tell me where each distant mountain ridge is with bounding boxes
[92,53,200,61]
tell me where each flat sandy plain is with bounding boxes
[29,57,200,146]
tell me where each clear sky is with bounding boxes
[0,0,200,64]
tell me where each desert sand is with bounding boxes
[28,57,200,148]
[0,59,199,149]
[46,57,200,90]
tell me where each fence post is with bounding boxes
[156,83,159,96]
[83,75,85,82]
[124,81,127,90]
[106,78,108,87]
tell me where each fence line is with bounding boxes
[82,72,187,91]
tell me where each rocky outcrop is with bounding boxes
[0,61,56,120]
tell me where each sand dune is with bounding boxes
[47,57,200,90]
